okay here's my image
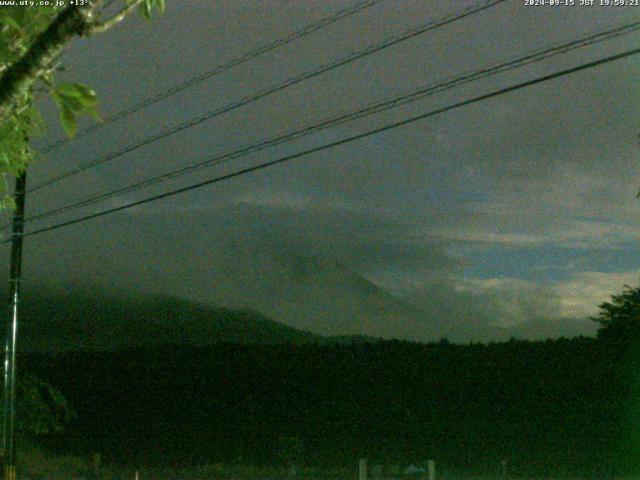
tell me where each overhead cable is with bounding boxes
[41,0,386,153]
[13,45,640,241]
[21,18,640,226]
[30,0,506,193]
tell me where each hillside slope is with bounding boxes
[14,286,322,351]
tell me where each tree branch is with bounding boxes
[0,3,100,125]
[86,0,144,34]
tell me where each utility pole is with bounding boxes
[2,171,27,480]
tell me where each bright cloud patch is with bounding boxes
[555,270,640,319]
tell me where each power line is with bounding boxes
[19,18,640,226]
[13,45,640,241]
[29,0,506,193]
[40,0,386,153]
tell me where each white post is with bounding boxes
[134,470,139,480]
[427,460,435,480]
[359,458,367,480]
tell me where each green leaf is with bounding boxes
[8,7,25,25]
[73,83,95,98]
[86,105,102,123]
[59,104,77,138]
[25,106,46,137]
[0,39,13,63]
[0,14,21,32]
[51,83,100,137]
[54,83,98,109]
[54,82,84,98]
[1,196,16,211]
[56,94,84,113]
[155,0,165,14]
[140,0,152,20]
[74,84,98,107]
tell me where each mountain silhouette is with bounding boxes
[12,285,326,351]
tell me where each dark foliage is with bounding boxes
[15,374,74,436]
[19,336,638,476]
[15,287,323,351]
[592,284,640,345]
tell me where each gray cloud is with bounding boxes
[2,1,637,342]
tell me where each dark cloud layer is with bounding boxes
[1,1,638,341]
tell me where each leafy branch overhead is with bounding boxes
[0,0,164,205]
[52,82,99,139]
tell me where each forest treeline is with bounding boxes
[19,333,640,476]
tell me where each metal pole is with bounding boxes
[2,171,27,480]
[359,459,367,480]
[427,460,435,480]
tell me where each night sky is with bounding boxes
[2,0,639,342]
